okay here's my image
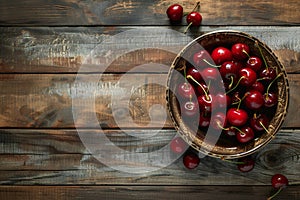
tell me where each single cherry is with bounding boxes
[239,68,257,87]
[215,93,231,109]
[211,112,227,130]
[227,108,248,127]
[271,174,289,189]
[196,82,209,95]
[236,126,254,143]
[198,94,213,113]
[166,4,184,22]
[183,12,202,34]
[183,151,200,169]
[177,82,195,99]
[259,67,277,82]
[193,50,211,68]
[250,113,270,132]
[263,92,278,107]
[170,136,188,154]
[202,67,219,80]
[181,100,199,116]
[220,61,241,83]
[211,47,233,65]
[249,81,265,93]
[231,43,250,61]
[237,156,255,172]
[246,56,262,72]
[244,90,264,110]
[187,67,203,83]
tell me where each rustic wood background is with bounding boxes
[0,0,299,199]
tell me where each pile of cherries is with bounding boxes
[176,42,281,144]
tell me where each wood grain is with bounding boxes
[0,74,299,128]
[0,26,299,73]
[0,185,299,200]
[0,0,299,25]
[0,129,299,185]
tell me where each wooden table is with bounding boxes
[0,0,299,199]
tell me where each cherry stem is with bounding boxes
[267,187,283,200]
[228,76,234,89]
[226,76,245,95]
[216,121,229,131]
[237,92,248,110]
[183,22,193,34]
[259,121,269,134]
[242,49,250,58]
[231,126,246,136]
[203,59,221,68]
[255,40,269,70]
[192,1,201,12]
[187,75,210,100]
[265,72,283,100]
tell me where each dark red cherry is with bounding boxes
[187,67,203,83]
[202,67,219,80]
[177,82,195,99]
[199,113,210,127]
[250,113,270,132]
[193,50,211,68]
[246,56,262,72]
[196,83,209,95]
[236,126,254,143]
[183,151,200,169]
[237,156,255,172]
[166,4,184,22]
[198,94,213,113]
[181,100,199,116]
[227,108,248,127]
[263,92,278,107]
[170,136,188,154]
[259,68,277,82]
[244,90,264,110]
[220,61,241,82]
[211,47,233,65]
[249,81,265,93]
[239,68,257,86]
[211,112,227,130]
[271,174,289,189]
[231,43,250,60]
[186,12,202,26]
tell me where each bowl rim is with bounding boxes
[166,30,290,159]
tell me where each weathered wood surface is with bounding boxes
[0,0,299,25]
[0,129,299,185]
[0,73,299,128]
[0,185,299,200]
[0,26,299,73]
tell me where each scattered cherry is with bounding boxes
[170,136,188,154]
[183,151,200,169]
[268,174,289,200]
[166,4,184,22]
[237,156,255,172]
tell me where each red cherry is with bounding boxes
[187,67,203,83]
[198,94,213,113]
[170,136,188,154]
[193,50,211,68]
[237,156,255,172]
[239,68,257,86]
[227,108,248,127]
[259,68,277,82]
[199,113,210,127]
[183,151,200,169]
[246,56,262,72]
[271,174,289,189]
[211,47,233,65]
[220,61,241,82]
[166,4,184,22]
[244,90,264,110]
[231,43,250,60]
[202,67,219,80]
[263,92,278,107]
[249,81,265,93]
[236,126,254,143]
[177,82,195,99]
[250,113,270,132]
[186,12,202,26]
[181,100,199,116]
[211,112,227,130]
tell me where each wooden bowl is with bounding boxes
[166,30,289,159]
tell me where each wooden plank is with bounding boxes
[0,0,299,25]
[1,26,299,73]
[0,129,299,185]
[0,73,299,128]
[0,185,299,200]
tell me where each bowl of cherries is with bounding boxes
[166,30,289,159]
